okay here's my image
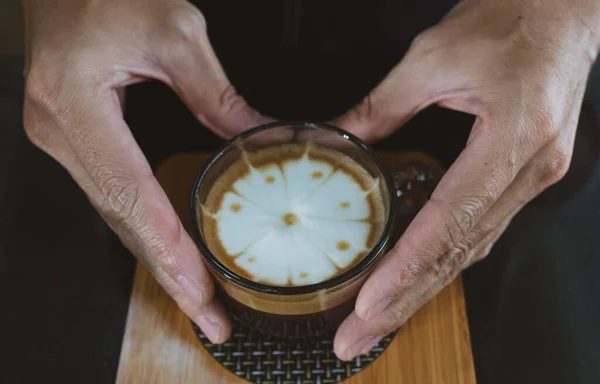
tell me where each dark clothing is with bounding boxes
[1,1,599,383]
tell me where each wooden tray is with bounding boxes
[115,152,476,384]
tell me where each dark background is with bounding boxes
[1,1,599,383]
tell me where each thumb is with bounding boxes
[334,46,454,143]
[157,6,272,138]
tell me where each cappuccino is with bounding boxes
[200,143,386,287]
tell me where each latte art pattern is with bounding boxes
[201,144,386,287]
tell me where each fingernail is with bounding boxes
[346,335,384,360]
[176,275,203,303]
[196,315,221,343]
[365,297,393,321]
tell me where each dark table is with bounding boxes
[2,1,600,382]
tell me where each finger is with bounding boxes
[352,94,571,321]
[179,299,231,344]
[353,116,528,320]
[156,3,273,138]
[335,234,469,361]
[335,216,503,362]
[465,130,574,266]
[236,123,297,148]
[333,36,469,143]
[334,139,570,359]
[333,60,433,143]
[57,87,230,343]
[468,217,511,265]
[334,193,514,361]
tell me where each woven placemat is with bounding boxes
[192,321,397,384]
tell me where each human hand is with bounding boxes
[333,0,600,359]
[22,0,270,343]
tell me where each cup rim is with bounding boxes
[189,121,396,295]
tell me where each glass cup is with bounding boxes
[189,122,440,339]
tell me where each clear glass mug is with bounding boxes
[189,122,440,339]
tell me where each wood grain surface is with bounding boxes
[115,152,476,384]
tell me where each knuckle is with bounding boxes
[440,196,488,246]
[25,66,60,116]
[531,108,559,144]
[427,249,467,288]
[404,256,428,278]
[98,173,142,222]
[539,147,571,186]
[217,84,246,117]
[23,68,64,152]
[137,221,187,285]
[392,256,428,293]
[23,109,52,150]
[446,241,473,272]
[340,93,386,141]
[380,300,409,331]
[167,3,207,42]
[153,242,184,279]
[351,94,377,123]
[406,26,456,66]
[353,94,382,127]
[409,27,439,52]
[475,243,494,263]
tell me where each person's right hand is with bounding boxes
[22,0,271,343]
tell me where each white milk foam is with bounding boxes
[205,145,384,286]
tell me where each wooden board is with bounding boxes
[115,152,476,384]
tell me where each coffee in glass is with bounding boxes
[190,122,439,339]
[201,142,387,287]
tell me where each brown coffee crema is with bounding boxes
[198,143,387,290]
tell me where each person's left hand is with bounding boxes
[332,0,600,360]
